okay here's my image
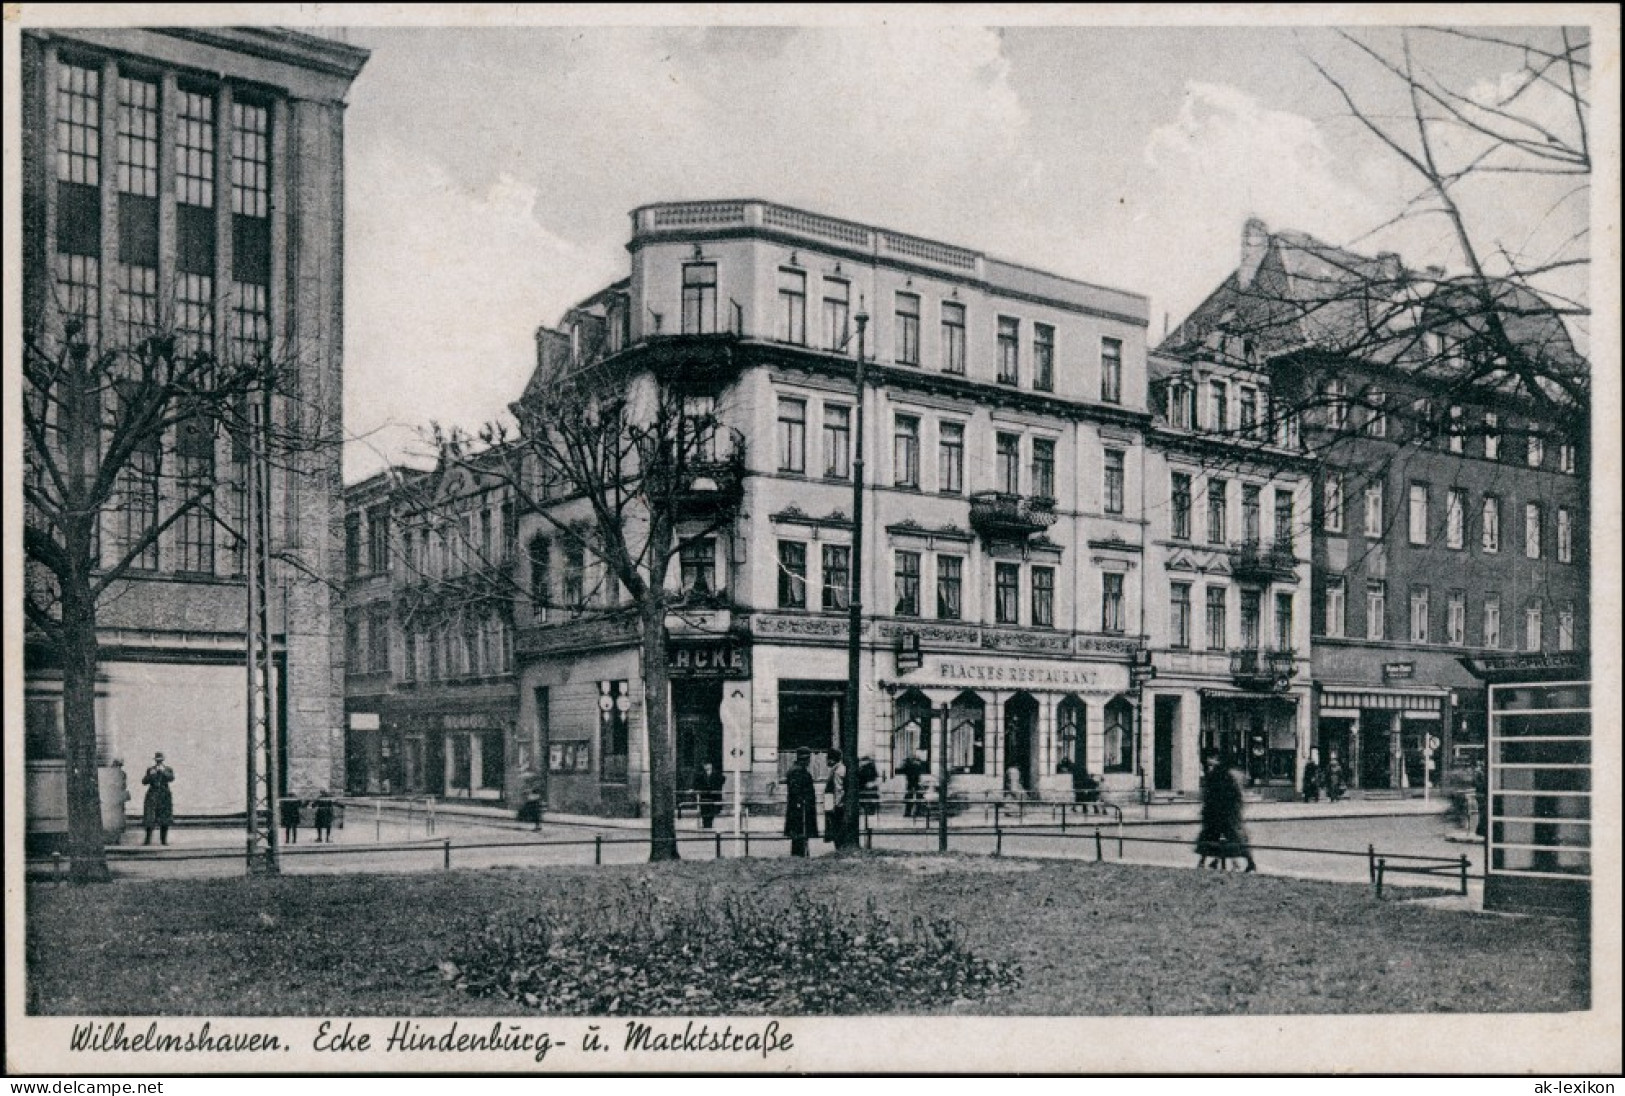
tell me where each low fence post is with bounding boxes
[1094,827,1103,862]
[1459,854,1470,896]
[442,838,451,871]
[714,831,722,860]
[594,835,602,866]
[1368,843,1376,884]
[743,830,750,858]
[52,852,63,884]
[375,798,382,842]
[993,802,1003,857]
[1060,805,1068,834]
[1375,857,1387,899]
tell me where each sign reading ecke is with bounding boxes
[668,638,751,679]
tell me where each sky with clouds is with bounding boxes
[333,18,1591,479]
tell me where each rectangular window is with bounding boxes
[1171,472,1192,540]
[1448,591,1466,646]
[231,99,270,217]
[1273,488,1294,548]
[173,451,215,574]
[682,394,718,461]
[1559,443,1576,474]
[1032,566,1055,628]
[57,61,102,186]
[116,262,158,343]
[679,537,716,595]
[367,505,391,574]
[1364,482,1384,539]
[1239,388,1258,436]
[1206,586,1228,649]
[822,404,851,479]
[941,302,966,374]
[228,280,269,366]
[821,544,851,612]
[1526,434,1545,469]
[116,444,161,571]
[894,415,920,488]
[1408,483,1429,546]
[1323,474,1344,534]
[1482,496,1501,553]
[1208,479,1228,544]
[776,268,806,344]
[997,316,1020,385]
[1031,438,1056,501]
[1104,449,1125,515]
[895,552,921,617]
[1325,577,1346,639]
[54,253,101,343]
[117,75,158,197]
[1100,338,1123,403]
[936,555,963,620]
[176,87,216,209]
[1102,573,1125,633]
[1365,388,1386,438]
[995,563,1020,625]
[894,292,920,365]
[1410,587,1430,644]
[996,433,1021,495]
[1366,581,1386,642]
[777,541,807,609]
[563,541,585,610]
[1557,507,1572,563]
[1275,592,1294,650]
[1525,503,1543,559]
[1240,589,1261,648]
[1448,405,1464,453]
[1033,323,1055,391]
[1524,601,1543,652]
[1484,597,1501,649]
[1324,379,1347,431]
[529,537,551,613]
[681,262,717,334]
[823,278,850,351]
[176,272,214,358]
[1484,412,1500,460]
[1243,484,1262,543]
[345,514,362,577]
[1558,605,1575,652]
[1447,489,1465,549]
[1210,380,1228,434]
[938,421,964,494]
[1171,583,1192,649]
[777,397,806,473]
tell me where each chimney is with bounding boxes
[1238,218,1270,288]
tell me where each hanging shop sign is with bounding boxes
[896,632,923,673]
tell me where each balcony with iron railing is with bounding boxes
[1229,647,1299,691]
[671,434,747,520]
[968,492,1057,541]
[1230,538,1299,583]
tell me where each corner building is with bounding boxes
[516,200,1154,814]
[21,29,368,814]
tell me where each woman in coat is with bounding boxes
[141,752,175,846]
[1195,752,1256,872]
[783,747,819,857]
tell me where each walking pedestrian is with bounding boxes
[1301,756,1321,803]
[1195,752,1256,872]
[823,749,847,843]
[1071,765,1101,812]
[784,747,818,857]
[141,752,175,846]
[312,789,336,843]
[693,761,726,829]
[899,750,927,818]
[857,756,880,823]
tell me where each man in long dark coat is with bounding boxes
[783,747,819,857]
[693,761,726,829]
[1195,752,1255,872]
[141,752,175,846]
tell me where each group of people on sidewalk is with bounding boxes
[1299,752,1351,803]
[780,747,882,856]
[278,790,337,843]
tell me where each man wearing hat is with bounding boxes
[783,746,819,857]
[141,752,175,846]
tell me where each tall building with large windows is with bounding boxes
[511,199,1153,815]
[22,28,369,814]
[1162,220,1588,790]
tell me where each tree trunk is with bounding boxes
[641,599,679,862]
[60,568,110,883]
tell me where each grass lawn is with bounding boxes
[26,853,1588,1016]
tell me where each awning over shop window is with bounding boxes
[1320,689,1444,713]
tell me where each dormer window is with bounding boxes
[1168,380,1196,429]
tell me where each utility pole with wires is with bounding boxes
[244,380,281,874]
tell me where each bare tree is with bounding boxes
[436,348,745,862]
[22,308,302,881]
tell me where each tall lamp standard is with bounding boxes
[838,306,870,850]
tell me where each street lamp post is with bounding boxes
[839,307,869,850]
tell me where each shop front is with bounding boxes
[1315,685,1449,792]
[379,699,517,803]
[1199,691,1300,787]
[667,631,751,798]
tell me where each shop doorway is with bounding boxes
[1359,710,1392,788]
[1153,696,1179,791]
[673,679,724,794]
[777,680,845,782]
[1318,717,1354,788]
[1002,692,1038,791]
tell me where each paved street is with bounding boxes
[49,801,1482,901]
